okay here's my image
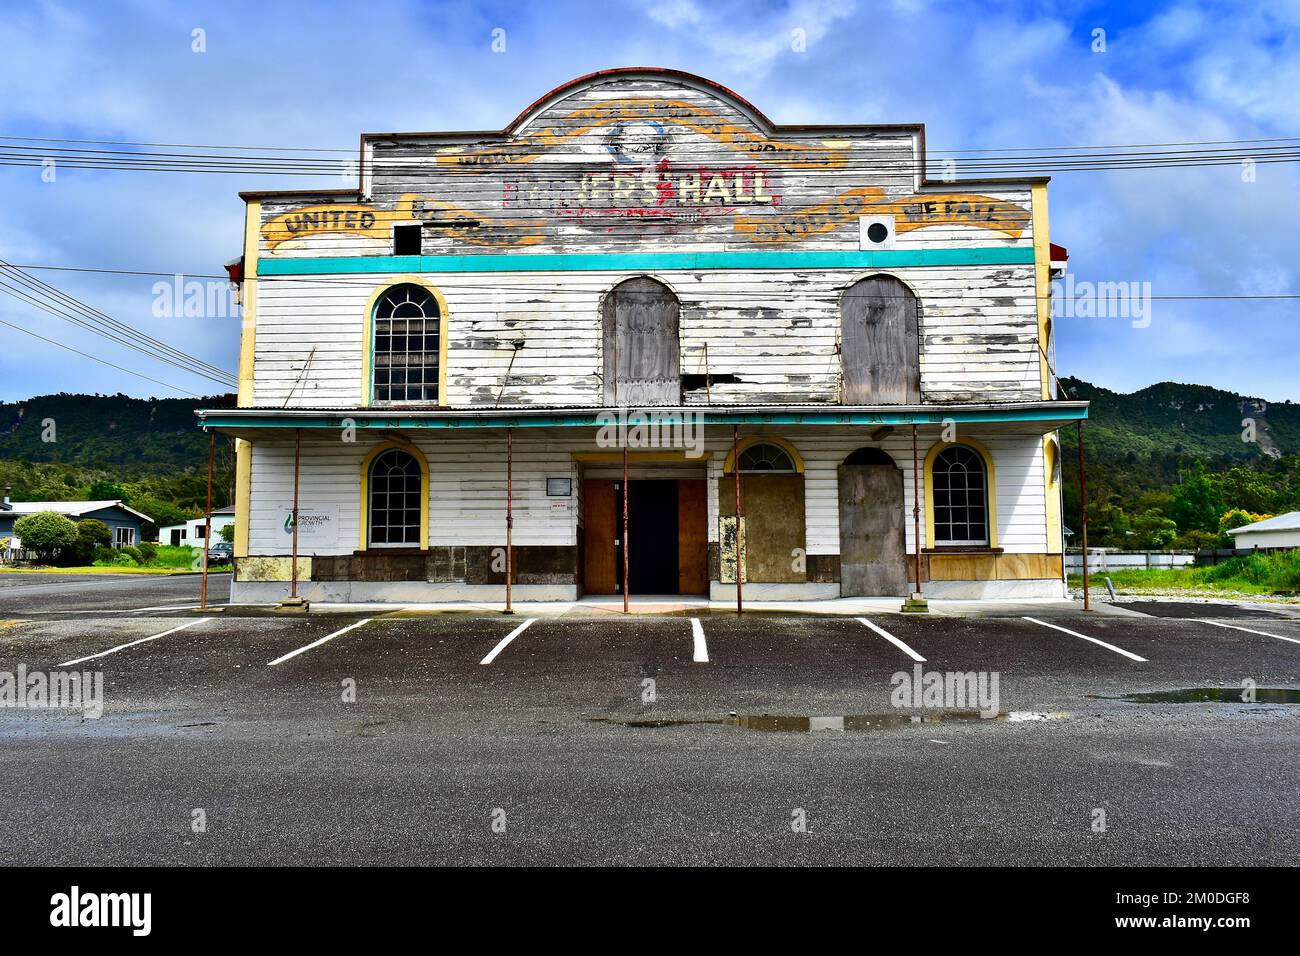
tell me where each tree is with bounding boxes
[219,523,235,543]
[86,479,127,501]
[66,518,112,565]
[1170,462,1224,535]
[12,512,78,562]
[1132,509,1178,549]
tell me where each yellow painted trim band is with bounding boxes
[573,451,713,463]
[923,437,999,549]
[360,276,450,407]
[1031,182,1052,400]
[357,439,430,551]
[233,437,252,558]
[238,200,260,407]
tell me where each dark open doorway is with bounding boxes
[617,479,679,594]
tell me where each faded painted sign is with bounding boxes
[435,98,851,170]
[736,188,1030,243]
[261,91,1030,251]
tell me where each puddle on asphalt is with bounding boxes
[591,711,1067,732]
[1097,687,1300,704]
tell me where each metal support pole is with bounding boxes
[200,430,214,609]
[291,427,301,600]
[733,424,743,615]
[505,427,514,614]
[622,442,629,614]
[1077,420,1090,611]
[912,425,922,596]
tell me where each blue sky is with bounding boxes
[1,0,1297,402]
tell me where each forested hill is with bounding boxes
[0,392,236,466]
[0,392,238,525]
[1061,377,1300,462]
[0,383,1297,543]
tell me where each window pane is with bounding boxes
[932,444,988,544]
[372,284,439,404]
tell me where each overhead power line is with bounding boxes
[5,262,1300,300]
[0,259,237,389]
[0,133,1296,178]
[0,316,200,396]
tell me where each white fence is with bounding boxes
[1065,550,1197,573]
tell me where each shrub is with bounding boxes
[65,518,112,565]
[12,512,78,562]
[137,541,158,563]
[219,523,235,543]
[120,545,144,564]
[92,545,116,564]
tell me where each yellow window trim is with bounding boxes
[358,439,430,551]
[923,437,999,549]
[361,276,450,407]
[1043,434,1063,554]
[722,435,805,474]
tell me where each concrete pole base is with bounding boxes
[901,593,930,613]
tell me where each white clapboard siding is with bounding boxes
[251,263,1042,408]
[247,426,1049,559]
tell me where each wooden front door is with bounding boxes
[838,462,909,596]
[677,479,708,594]
[582,479,617,594]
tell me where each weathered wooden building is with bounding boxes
[200,68,1086,603]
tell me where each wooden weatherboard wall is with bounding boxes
[247,70,1044,412]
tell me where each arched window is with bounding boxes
[931,444,989,545]
[602,276,680,406]
[737,442,797,474]
[840,275,920,404]
[372,284,440,403]
[367,448,422,547]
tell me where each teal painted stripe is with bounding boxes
[258,247,1034,276]
[202,406,1086,431]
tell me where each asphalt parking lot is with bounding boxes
[1,572,1298,866]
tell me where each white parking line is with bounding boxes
[58,618,211,667]
[1206,621,1300,646]
[1022,617,1148,662]
[856,617,926,662]
[480,618,536,665]
[691,618,709,663]
[268,618,371,666]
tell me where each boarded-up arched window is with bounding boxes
[840,275,920,404]
[603,277,680,406]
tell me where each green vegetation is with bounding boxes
[12,511,78,561]
[0,391,237,539]
[1070,550,1300,598]
[1060,377,1300,550]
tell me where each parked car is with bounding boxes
[206,541,234,565]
